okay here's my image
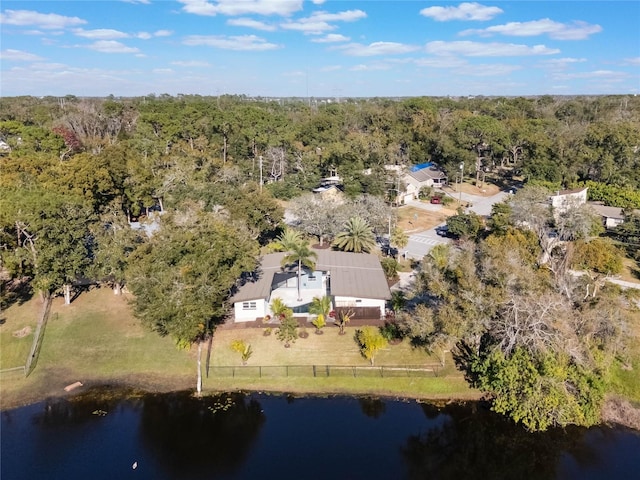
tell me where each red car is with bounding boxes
[430,196,441,204]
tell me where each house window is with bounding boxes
[242,302,257,310]
[356,299,362,303]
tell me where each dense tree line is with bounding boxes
[1,94,638,383]
[399,186,635,431]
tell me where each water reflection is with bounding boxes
[139,391,265,477]
[1,389,639,480]
[358,396,386,419]
[401,401,631,480]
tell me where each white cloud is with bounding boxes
[541,57,587,69]
[153,68,174,74]
[337,42,420,57]
[350,63,392,71]
[622,57,640,66]
[460,19,602,40]
[311,0,326,4]
[280,20,334,34]
[420,2,503,22]
[280,9,365,35]
[171,60,211,67]
[308,10,366,22]
[227,17,276,31]
[178,0,303,17]
[87,40,140,54]
[553,70,629,81]
[154,30,173,37]
[30,62,69,71]
[183,34,280,51]
[73,28,129,39]
[0,49,43,61]
[414,56,467,68]
[454,63,522,76]
[320,65,341,72]
[425,41,559,56]
[312,34,350,43]
[0,9,87,29]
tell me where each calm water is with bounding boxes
[1,389,639,480]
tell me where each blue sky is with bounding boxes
[1,1,639,97]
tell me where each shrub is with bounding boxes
[230,339,253,364]
[379,320,404,343]
[354,327,388,365]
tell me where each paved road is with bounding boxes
[404,189,509,260]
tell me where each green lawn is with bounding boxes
[2,288,478,408]
[1,288,195,409]
[0,295,42,370]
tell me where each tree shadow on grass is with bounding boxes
[1,277,34,311]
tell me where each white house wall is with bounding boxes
[334,296,386,311]
[234,299,267,321]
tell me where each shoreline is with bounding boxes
[0,372,482,411]
[2,374,639,433]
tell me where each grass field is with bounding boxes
[1,288,477,409]
[396,206,455,233]
[0,295,41,370]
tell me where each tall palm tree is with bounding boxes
[281,241,318,301]
[333,217,376,253]
[391,227,408,252]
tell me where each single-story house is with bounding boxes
[401,163,447,203]
[588,203,626,229]
[550,187,588,213]
[231,250,391,322]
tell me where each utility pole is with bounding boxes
[259,155,263,193]
[459,162,464,207]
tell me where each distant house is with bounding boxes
[589,203,626,229]
[401,163,447,203]
[550,187,588,213]
[231,250,391,322]
[0,140,11,154]
[312,184,344,202]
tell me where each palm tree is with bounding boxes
[390,227,408,252]
[273,228,303,252]
[281,241,318,301]
[333,217,376,253]
[309,295,332,331]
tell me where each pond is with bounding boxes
[1,389,639,480]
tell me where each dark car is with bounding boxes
[435,225,449,237]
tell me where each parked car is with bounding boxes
[435,225,449,237]
[430,196,441,204]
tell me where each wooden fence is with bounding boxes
[334,306,383,320]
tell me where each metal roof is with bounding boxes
[408,166,447,183]
[231,250,391,303]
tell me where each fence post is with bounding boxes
[380,366,384,378]
[313,365,316,377]
[259,366,262,378]
[326,365,330,377]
